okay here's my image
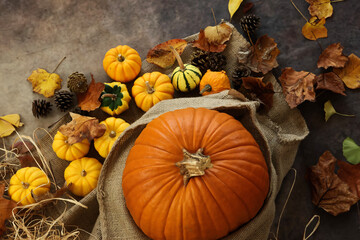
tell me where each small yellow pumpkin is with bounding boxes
[64,157,102,197]
[199,70,231,95]
[100,82,131,116]
[52,131,90,161]
[103,45,142,82]
[169,46,202,92]
[132,72,174,112]
[8,167,51,205]
[94,117,130,158]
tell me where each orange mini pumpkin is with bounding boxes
[199,70,231,95]
[122,108,269,240]
[103,45,142,82]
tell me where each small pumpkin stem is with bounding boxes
[169,45,185,71]
[175,148,212,186]
[81,170,87,177]
[199,84,212,95]
[21,181,30,189]
[101,93,117,100]
[117,54,125,62]
[145,81,155,94]
[109,130,117,138]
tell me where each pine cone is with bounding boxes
[232,66,251,89]
[67,72,88,93]
[54,90,73,112]
[32,99,52,118]
[190,50,227,75]
[240,14,260,34]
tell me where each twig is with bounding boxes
[246,27,254,46]
[290,0,309,23]
[52,56,66,73]
[211,8,219,34]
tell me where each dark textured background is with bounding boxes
[1,0,359,239]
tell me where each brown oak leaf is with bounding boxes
[308,151,358,216]
[279,67,316,108]
[337,160,360,200]
[12,141,42,168]
[315,72,346,95]
[317,43,348,69]
[146,39,187,68]
[59,113,106,145]
[306,0,333,19]
[192,22,233,52]
[333,53,360,89]
[238,35,280,74]
[0,184,18,236]
[31,183,71,203]
[302,17,328,41]
[242,76,274,108]
[77,74,105,111]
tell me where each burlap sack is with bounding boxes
[37,24,308,239]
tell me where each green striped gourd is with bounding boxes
[170,46,202,92]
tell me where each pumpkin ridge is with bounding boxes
[138,174,179,231]
[198,176,232,232]
[211,155,268,170]
[186,180,204,239]
[193,177,227,238]
[214,164,267,198]
[185,70,199,87]
[206,130,258,154]
[200,116,234,148]
[149,175,183,239]
[206,170,252,221]
[210,145,266,162]
[150,116,184,151]
[124,169,178,198]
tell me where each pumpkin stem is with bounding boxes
[145,81,155,94]
[175,148,212,186]
[117,54,125,62]
[21,181,30,189]
[199,84,212,95]
[169,45,185,71]
[101,93,117,100]
[109,130,117,138]
[81,170,87,177]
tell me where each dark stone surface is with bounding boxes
[1,0,359,239]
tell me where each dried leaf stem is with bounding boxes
[52,56,66,73]
[290,0,309,23]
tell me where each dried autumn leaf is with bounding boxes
[315,72,346,95]
[338,160,360,199]
[192,22,233,52]
[324,100,354,122]
[242,76,274,108]
[146,39,188,68]
[77,74,105,111]
[279,67,316,108]
[12,140,40,168]
[333,53,360,89]
[27,68,62,98]
[228,0,243,19]
[242,2,254,13]
[308,151,358,216]
[59,113,106,145]
[0,184,18,236]
[302,17,327,40]
[238,35,280,74]
[31,183,71,203]
[0,114,23,138]
[317,43,348,69]
[306,0,333,19]
[0,114,23,128]
[342,137,360,165]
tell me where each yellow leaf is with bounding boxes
[307,0,333,19]
[302,17,327,40]
[0,119,16,138]
[27,68,62,98]
[0,114,23,127]
[228,0,243,19]
[334,53,360,89]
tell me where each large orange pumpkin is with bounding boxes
[122,108,269,240]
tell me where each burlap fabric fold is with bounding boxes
[39,24,308,239]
